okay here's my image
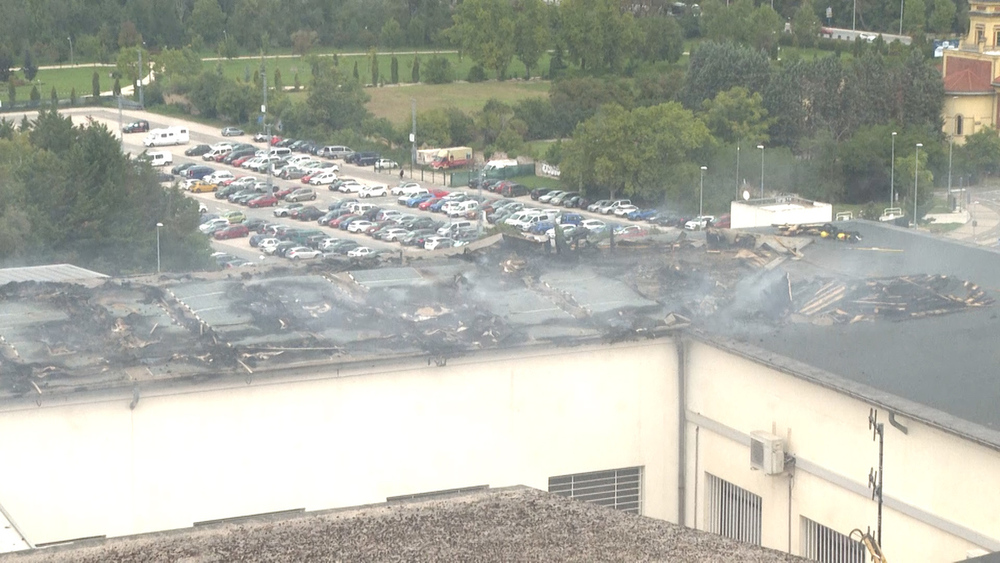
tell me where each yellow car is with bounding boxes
[189,181,217,193]
[222,210,246,224]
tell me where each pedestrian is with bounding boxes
[399,168,404,180]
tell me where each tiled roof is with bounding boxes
[943,56,994,92]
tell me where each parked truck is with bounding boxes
[430,147,473,170]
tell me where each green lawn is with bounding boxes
[1,64,114,105]
[367,80,550,125]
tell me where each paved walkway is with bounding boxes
[940,188,1000,247]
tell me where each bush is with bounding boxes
[467,64,487,83]
[423,56,453,84]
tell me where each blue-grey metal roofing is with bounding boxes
[0,264,107,284]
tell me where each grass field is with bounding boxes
[366,80,550,125]
[1,64,114,105]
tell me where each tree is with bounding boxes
[548,43,565,79]
[7,80,15,106]
[304,71,372,132]
[700,87,773,145]
[390,57,399,84]
[92,71,101,99]
[561,102,713,202]
[274,68,282,92]
[29,85,40,106]
[636,16,684,63]
[291,29,319,56]
[792,0,822,47]
[423,56,454,84]
[702,0,782,53]
[113,78,121,97]
[956,127,1000,180]
[514,0,550,78]
[381,19,402,53]
[70,88,77,106]
[560,0,639,72]
[118,20,143,48]
[928,0,957,33]
[681,41,771,110]
[189,0,226,44]
[897,50,945,130]
[50,87,58,107]
[902,0,926,33]
[353,60,359,81]
[450,0,517,80]
[370,50,379,85]
[294,72,301,91]
[22,49,38,82]
[0,48,12,83]
[412,56,420,83]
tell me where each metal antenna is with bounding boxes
[868,408,885,546]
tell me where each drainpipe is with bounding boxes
[676,335,687,526]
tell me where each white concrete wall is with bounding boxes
[685,341,1000,562]
[731,201,833,229]
[0,340,678,545]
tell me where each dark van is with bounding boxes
[351,152,380,166]
[501,183,530,198]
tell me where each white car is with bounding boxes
[379,228,410,242]
[198,218,229,233]
[318,238,342,251]
[599,200,631,215]
[587,200,610,213]
[309,171,339,185]
[273,203,304,217]
[424,236,454,250]
[347,220,376,234]
[538,190,564,204]
[377,209,402,221]
[375,159,399,169]
[286,247,322,260]
[391,182,420,196]
[684,216,715,230]
[347,246,377,258]
[613,204,640,217]
[204,171,235,185]
[580,219,607,232]
[338,182,364,193]
[258,238,281,252]
[360,185,388,198]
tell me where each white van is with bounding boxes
[203,146,232,161]
[447,200,479,218]
[144,151,172,167]
[143,126,189,147]
[268,147,291,157]
[437,221,475,236]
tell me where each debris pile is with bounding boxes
[791,274,994,324]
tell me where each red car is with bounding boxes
[419,197,442,211]
[329,213,358,228]
[270,136,282,146]
[232,155,253,167]
[273,187,295,199]
[431,189,450,198]
[248,194,279,208]
[214,224,250,239]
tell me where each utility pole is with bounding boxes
[117,95,124,150]
[913,143,922,227]
[68,37,73,67]
[890,132,896,206]
[736,144,741,199]
[137,46,144,108]
[263,57,272,192]
[410,98,416,179]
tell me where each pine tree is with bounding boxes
[411,56,420,83]
[370,51,379,85]
[391,56,399,84]
[7,80,15,106]
[70,87,77,105]
[50,86,58,107]
[294,72,301,91]
[23,50,37,81]
[29,85,40,106]
[92,71,101,98]
[352,60,359,81]
[274,68,282,91]
[333,53,339,66]
[113,78,121,97]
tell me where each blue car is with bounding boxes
[406,194,434,208]
[559,213,584,225]
[429,199,449,213]
[529,221,556,235]
[185,165,215,179]
[627,208,659,221]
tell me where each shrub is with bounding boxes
[467,64,487,83]
[423,56,454,84]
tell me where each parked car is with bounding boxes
[613,204,640,218]
[347,220,376,234]
[185,166,215,179]
[599,200,632,215]
[627,208,659,221]
[580,219,608,233]
[221,127,244,137]
[189,181,217,193]
[274,203,305,217]
[351,152,380,166]
[424,236,455,250]
[285,188,317,202]
[247,194,279,208]
[587,200,610,213]
[309,171,339,185]
[286,246,322,260]
[538,190,565,204]
[375,158,399,170]
[122,120,149,133]
[359,184,388,198]
[530,188,553,201]
[171,162,195,175]
[347,246,378,258]
[684,216,715,230]
[214,224,250,239]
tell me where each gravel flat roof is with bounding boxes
[9,487,805,563]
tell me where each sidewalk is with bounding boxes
[941,198,1000,246]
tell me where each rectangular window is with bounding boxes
[977,26,986,43]
[705,473,762,545]
[548,466,642,514]
[801,517,866,563]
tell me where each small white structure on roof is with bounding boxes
[730,195,833,229]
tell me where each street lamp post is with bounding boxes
[67,37,73,67]
[137,45,144,108]
[736,144,741,199]
[699,166,707,217]
[155,222,163,273]
[913,143,923,228]
[890,131,896,206]
[757,144,765,199]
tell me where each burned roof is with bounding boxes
[1,221,998,444]
[8,486,806,563]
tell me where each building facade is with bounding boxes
[941,0,1000,143]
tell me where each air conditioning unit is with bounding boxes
[750,431,785,475]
